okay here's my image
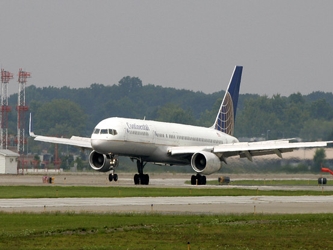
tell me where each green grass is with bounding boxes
[1,212,333,249]
[0,185,332,199]
[1,182,332,249]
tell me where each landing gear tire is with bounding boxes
[191,175,196,185]
[134,174,149,185]
[134,159,149,185]
[190,174,206,185]
[108,173,118,182]
[141,174,149,185]
[134,174,140,185]
[200,175,206,185]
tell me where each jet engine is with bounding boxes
[191,151,222,175]
[89,151,113,172]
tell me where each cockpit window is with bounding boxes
[100,129,108,134]
[109,129,117,135]
[93,128,117,135]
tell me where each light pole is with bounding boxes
[266,130,270,140]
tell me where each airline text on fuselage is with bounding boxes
[126,122,150,131]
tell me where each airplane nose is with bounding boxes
[91,139,108,154]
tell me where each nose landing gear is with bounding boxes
[108,156,119,182]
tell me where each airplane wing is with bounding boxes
[168,140,331,162]
[30,133,92,149]
[29,113,92,149]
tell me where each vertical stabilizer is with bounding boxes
[213,66,243,135]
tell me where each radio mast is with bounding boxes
[0,69,13,149]
[17,68,30,154]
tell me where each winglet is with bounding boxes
[213,66,243,136]
[29,113,36,137]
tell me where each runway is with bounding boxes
[1,196,333,214]
[1,173,332,214]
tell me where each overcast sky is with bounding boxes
[0,1,332,96]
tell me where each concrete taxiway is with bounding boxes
[1,196,333,214]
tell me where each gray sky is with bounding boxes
[0,1,332,96]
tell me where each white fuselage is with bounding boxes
[91,117,239,164]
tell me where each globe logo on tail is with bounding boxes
[215,92,234,135]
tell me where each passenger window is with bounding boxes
[93,128,100,134]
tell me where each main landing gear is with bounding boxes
[106,156,149,185]
[190,174,206,185]
[134,159,149,185]
[108,156,119,182]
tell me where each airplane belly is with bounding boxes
[145,146,189,165]
[119,142,156,156]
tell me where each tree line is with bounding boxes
[4,75,330,172]
[5,76,332,141]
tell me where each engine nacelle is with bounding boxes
[89,151,112,172]
[191,151,222,175]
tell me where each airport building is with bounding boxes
[0,149,20,174]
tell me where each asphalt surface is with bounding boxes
[1,173,333,214]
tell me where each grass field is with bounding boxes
[0,185,332,199]
[1,182,332,249]
[1,212,333,249]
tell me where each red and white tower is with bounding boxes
[16,68,30,154]
[0,69,13,149]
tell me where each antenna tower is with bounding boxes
[16,68,30,154]
[0,69,13,149]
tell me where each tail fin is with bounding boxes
[213,66,243,135]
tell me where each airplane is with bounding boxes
[30,66,331,185]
